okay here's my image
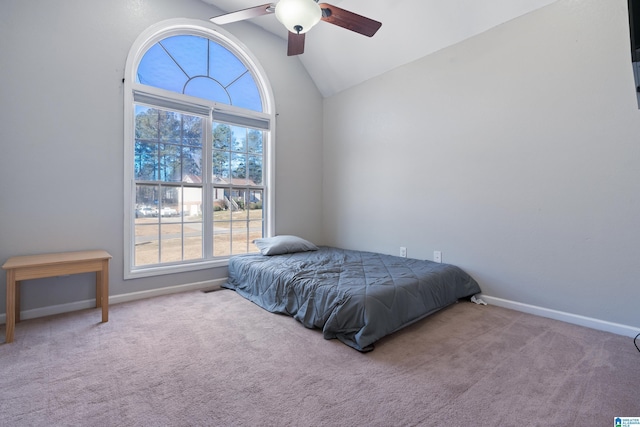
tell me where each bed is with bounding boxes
[223,237,481,352]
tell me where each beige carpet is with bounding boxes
[1,289,638,426]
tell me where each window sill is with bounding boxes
[125,258,230,280]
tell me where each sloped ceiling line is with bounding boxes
[201,0,559,97]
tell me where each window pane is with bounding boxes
[248,155,262,185]
[136,184,159,219]
[231,126,247,153]
[213,187,228,211]
[159,144,181,182]
[182,187,202,218]
[137,44,187,93]
[209,42,248,87]
[135,105,159,139]
[161,35,208,77]
[228,72,262,112]
[213,220,231,256]
[137,35,263,112]
[158,111,182,143]
[247,129,262,154]
[160,186,184,263]
[182,187,203,261]
[248,190,263,211]
[248,220,263,253]
[183,115,203,147]
[182,146,202,180]
[135,141,158,181]
[231,153,246,181]
[228,189,245,213]
[160,187,180,221]
[213,123,232,149]
[185,77,230,104]
[161,231,183,263]
[213,151,230,180]
[135,224,159,266]
[231,202,249,221]
[232,222,250,254]
[184,233,203,260]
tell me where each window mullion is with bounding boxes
[202,117,214,259]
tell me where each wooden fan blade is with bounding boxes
[287,31,305,56]
[318,3,382,37]
[210,3,275,25]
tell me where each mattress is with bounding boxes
[224,246,481,351]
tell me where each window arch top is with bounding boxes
[136,34,263,112]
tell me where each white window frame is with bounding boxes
[123,19,275,279]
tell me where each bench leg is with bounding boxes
[95,271,101,308]
[5,270,16,343]
[15,280,20,323]
[100,259,109,322]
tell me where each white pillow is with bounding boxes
[253,235,318,256]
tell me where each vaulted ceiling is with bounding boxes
[200,0,558,97]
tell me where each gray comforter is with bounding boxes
[224,246,481,351]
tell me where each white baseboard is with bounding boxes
[480,295,639,338]
[0,278,226,325]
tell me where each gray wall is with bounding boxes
[323,0,640,329]
[2,0,638,335]
[0,0,323,313]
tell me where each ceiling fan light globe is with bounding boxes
[275,0,322,34]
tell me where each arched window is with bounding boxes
[124,19,275,278]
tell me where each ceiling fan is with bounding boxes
[210,0,382,56]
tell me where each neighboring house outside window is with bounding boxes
[123,19,275,278]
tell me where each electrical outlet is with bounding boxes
[433,250,442,263]
[400,247,407,258]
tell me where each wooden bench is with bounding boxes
[2,250,112,343]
